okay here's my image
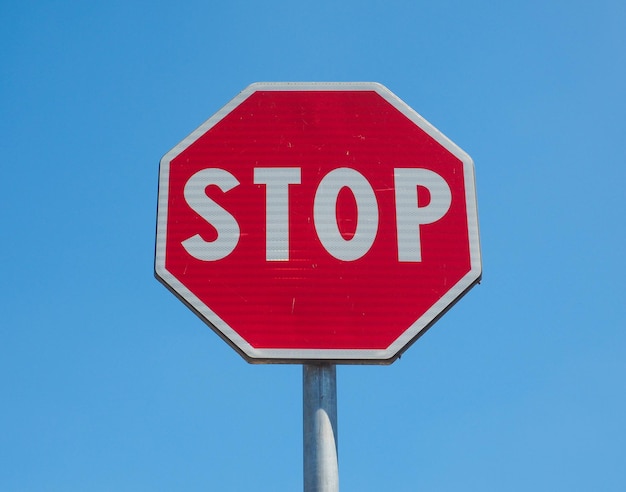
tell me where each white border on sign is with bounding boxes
[155,82,482,364]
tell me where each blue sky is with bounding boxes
[1,0,625,490]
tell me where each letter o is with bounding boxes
[313,168,379,261]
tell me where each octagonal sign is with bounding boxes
[155,82,481,363]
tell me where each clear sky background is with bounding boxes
[1,1,625,490]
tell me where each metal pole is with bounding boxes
[303,363,338,492]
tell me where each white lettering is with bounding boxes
[181,167,452,263]
[394,168,452,262]
[254,168,301,261]
[182,169,240,261]
[314,168,379,261]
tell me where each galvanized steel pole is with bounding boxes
[303,364,338,492]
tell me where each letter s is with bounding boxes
[182,169,240,261]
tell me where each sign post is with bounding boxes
[155,82,481,489]
[303,364,338,492]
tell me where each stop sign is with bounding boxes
[155,82,481,363]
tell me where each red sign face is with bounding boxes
[155,83,481,363]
